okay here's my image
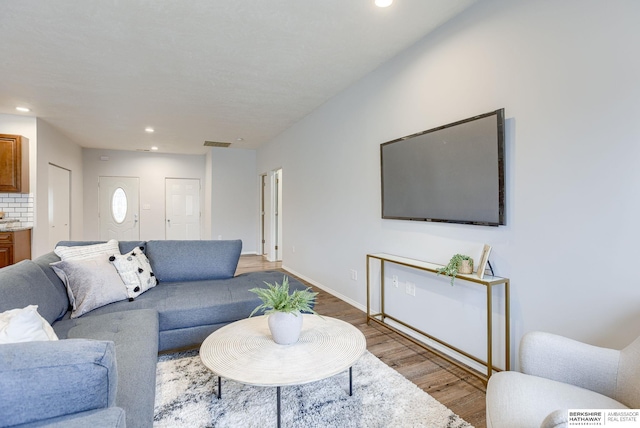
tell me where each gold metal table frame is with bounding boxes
[366,253,510,384]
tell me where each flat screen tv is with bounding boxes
[381,109,505,226]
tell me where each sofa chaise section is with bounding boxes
[53,309,159,428]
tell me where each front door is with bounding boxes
[99,176,140,240]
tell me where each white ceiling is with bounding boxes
[0,0,476,154]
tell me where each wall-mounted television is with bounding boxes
[381,109,505,226]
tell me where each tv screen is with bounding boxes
[381,109,505,226]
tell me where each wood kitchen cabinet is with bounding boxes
[0,134,29,193]
[0,229,31,268]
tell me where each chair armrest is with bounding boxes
[541,409,568,428]
[0,339,117,427]
[520,331,619,398]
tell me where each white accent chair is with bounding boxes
[486,331,640,428]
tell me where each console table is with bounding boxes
[366,253,510,383]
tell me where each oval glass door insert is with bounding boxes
[111,187,128,224]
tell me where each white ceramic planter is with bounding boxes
[268,311,303,345]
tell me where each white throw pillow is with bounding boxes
[110,247,158,299]
[0,305,59,344]
[54,239,120,261]
[50,255,128,318]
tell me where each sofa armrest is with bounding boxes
[0,339,117,427]
[520,331,619,398]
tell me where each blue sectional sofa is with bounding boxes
[0,240,308,428]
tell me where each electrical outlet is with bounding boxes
[350,269,358,281]
[292,245,296,253]
[406,282,416,296]
[392,275,399,287]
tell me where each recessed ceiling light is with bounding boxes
[151,146,159,151]
[15,107,30,113]
[145,127,154,133]
[375,0,393,7]
[236,138,244,142]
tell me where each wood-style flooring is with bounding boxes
[236,255,487,428]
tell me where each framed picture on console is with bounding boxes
[477,244,492,279]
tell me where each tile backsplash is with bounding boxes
[0,193,34,228]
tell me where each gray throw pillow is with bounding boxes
[50,256,128,318]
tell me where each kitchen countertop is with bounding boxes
[2,227,32,232]
[0,219,31,232]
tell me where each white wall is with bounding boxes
[257,0,640,366]
[209,147,258,254]
[35,119,84,256]
[0,115,85,258]
[82,149,206,241]
[82,147,258,248]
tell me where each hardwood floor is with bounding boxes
[236,255,487,428]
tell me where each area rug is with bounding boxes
[154,349,473,428]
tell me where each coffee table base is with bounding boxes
[215,366,355,428]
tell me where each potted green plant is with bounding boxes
[437,254,474,286]
[249,276,318,345]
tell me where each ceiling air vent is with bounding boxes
[204,140,231,148]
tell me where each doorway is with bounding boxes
[261,168,282,262]
[165,178,201,240]
[99,176,140,240]
[260,174,267,256]
[48,164,70,248]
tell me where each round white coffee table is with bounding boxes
[200,314,366,427]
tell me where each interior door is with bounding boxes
[48,163,70,248]
[99,176,140,240]
[274,169,282,261]
[266,168,282,262]
[165,178,201,240]
[260,174,266,255]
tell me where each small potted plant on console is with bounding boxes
[249,276,318,345]
[437,254,474,286]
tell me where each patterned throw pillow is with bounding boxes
[109,247,157,300]
[54,239,120,261]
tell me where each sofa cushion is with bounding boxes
[76,271,308,339]
[0,260,69,324]
[54,309,159,428]
[0,305,58,344]
[16,407,126,428]
[145,239,241,281]
[51,256,128,319]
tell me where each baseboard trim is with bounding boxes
[281,266,367,314]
